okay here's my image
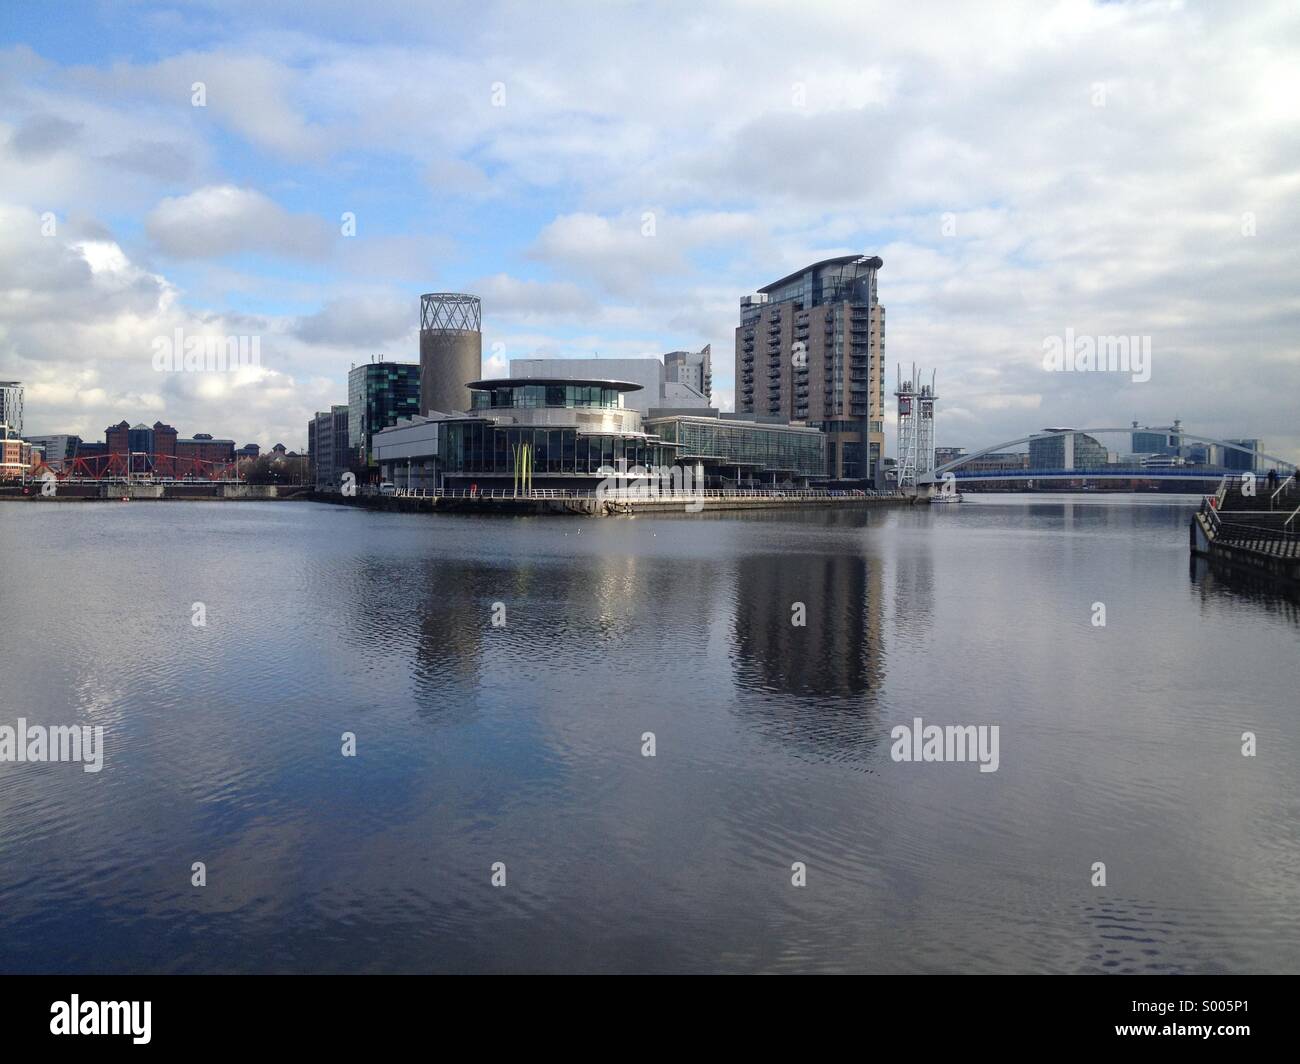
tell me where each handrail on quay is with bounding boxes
[376,486,902,501]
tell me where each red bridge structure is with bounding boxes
[45,451,242,482]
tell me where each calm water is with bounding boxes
[0,495,1297,974]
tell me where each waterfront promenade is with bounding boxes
[315,486,918,516]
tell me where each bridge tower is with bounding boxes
[895,364,938,489]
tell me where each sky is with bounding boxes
[0,0,1297,458]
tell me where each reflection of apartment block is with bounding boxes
[736,256,885,484]
[732,550,883,701]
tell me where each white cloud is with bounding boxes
[295,293,414,347]
[146,186,334,260]
[0,206,341,448]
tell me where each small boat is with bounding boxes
[932,491,963,503]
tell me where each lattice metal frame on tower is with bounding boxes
[894,364,938,489]
[420,293,481,333]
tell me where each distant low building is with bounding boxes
[964,451,1027,472]
[1132,420,1182,457]
[1029,429,1108,470]
[26,434,82,470]
[1223,439,1261,472]
[308,405,350,492]
[374,415,447,492]
[95,420,234,474]
[0,422,34,479]
[176,433,235,465]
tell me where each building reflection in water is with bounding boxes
[729,548,886,761]
[405,544,730,715]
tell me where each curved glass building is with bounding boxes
[379,376,831,492]
[439,378,679,490]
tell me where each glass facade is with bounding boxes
[758,256,880,312]
[649,418,826,478]
[471,384,624,411]
[127,425,155,454]
[440,422,676,477]
[1223,439,1260,472]
[348,363,421,466]
[1132,429,1179,455]
[1029,432,1108,469]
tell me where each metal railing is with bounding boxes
[1201,494,1300,557]
[383,486,902,501]
[954,466,1264,481]
[1269,472,1299,504]
[1200,495,1222,533]
[1215,521,1300,557]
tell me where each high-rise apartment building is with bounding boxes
[664,345,712,402]
[735,255,885,483]
[348,360,421,468]
[1,380,24,437]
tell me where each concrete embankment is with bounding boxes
[311,491,919,517]
[0,483,309,501]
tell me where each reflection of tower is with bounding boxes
[894,364,938,488]
[731,546,884,703]
[419,293,482,416]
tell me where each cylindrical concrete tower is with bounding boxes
[419,294,482,415]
